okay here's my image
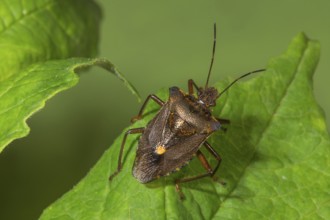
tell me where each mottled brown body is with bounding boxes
[132,87,221,183]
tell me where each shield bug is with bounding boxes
[109,24,265,199]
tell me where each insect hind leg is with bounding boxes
[175,141,222,200]
[109,127,144,181]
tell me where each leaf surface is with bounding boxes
[0,58,139,153]
[40,33,330,220]
[0,0,101,81]
[0,0,140,152]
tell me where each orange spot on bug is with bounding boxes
[155,145,166,155]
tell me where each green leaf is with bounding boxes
[0,58,139,153]
[0,1,140,152]
[0,0,103,152]
[40,33,330,220]
[0,0,101,80]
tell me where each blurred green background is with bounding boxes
[0,0,329,219]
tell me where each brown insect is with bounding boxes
[109,24,264,199]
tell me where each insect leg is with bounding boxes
[175,141,222,199]
[109,127,145,181]
[188,79,201,95]
[216,118,230,125]
[131,94,165,123]
[203,141,222,177]
[216,117,230,132]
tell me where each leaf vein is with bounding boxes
[213,41,310,218]
[0,0,56,36]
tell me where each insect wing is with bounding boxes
[132,106,209,183]
[132,103,170,183]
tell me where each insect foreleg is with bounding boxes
[188,79,200,96]
[109,127,145,181]
[131,94,164,123]
[215,117,230,132]
[216,118,230,125]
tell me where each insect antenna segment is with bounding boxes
[216,68,266,99]
[205,23,217,89]
[196,23,218,107]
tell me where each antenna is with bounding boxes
[217,69,266,98]
[205,23,217,88]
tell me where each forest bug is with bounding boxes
[109,24,264,199]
